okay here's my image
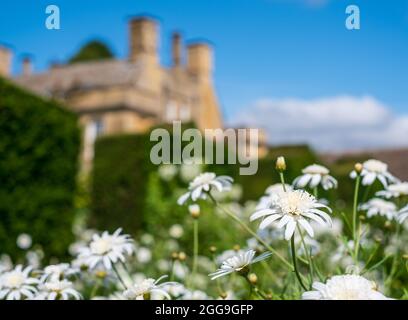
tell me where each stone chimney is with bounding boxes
[187,42,213,82]
[22,56,33,76]
[129,16,158,65]
[0,46,12,77]
[172,32,182,67]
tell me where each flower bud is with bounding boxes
[209,246,217,254]
[276,156,287,172]
[354,163,363,174]
[189,204,200,219]
[248,273,258,285]
[95,270,107,279]
[171,252,179,260]
[178,251,187,261]
[233,244,241,251]
[219,292,228,299]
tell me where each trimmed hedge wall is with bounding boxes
[0,77,80,260]
[90,134,155,233]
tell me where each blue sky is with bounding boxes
[1,0,407,150]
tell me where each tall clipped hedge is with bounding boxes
[0,77,80,260]
[90,134,155,233]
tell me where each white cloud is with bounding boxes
[229,96,408,151]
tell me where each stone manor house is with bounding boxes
[0,15,266,169]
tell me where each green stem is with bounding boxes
[290,235,308,291]
[313,187,318,199]
[192,219,199,286]
[90,279,100,298]
[169,260,175,282]
[298,226,314,287]
[352,174,361,261]
[209,195,292,269]
[279,172,287,192]
[112,264,127,289]
[385,224,401,288]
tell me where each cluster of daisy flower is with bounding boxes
[1,157,407,300]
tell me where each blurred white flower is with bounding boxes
[312,218,343,237]
[25,250,42,269]
[41,263,79,282]
[256,184,292,210]
[77,228,134,270]
[250,189,332,240]
[36,280,81,300]
[140,233,154,245]
[169,224,184,239]
[172,261,188,279]
[180,162,202,183]
[123,276,176,300]
[302,274,390,300]
[0,255,13,274]
[209,250,272,280]
[398,205,408,224]
[0,265,39,300]
[360,198,397,220]
[16,233,32,250]
[177,173,233,205]
[136,247,152,264]
[350,159,397,187]
[158,165,178,181]
[161,283,186,298]
[156,259,171,272]
[293,164,338,190]
[377,182,408,199]
[181,289,210,300]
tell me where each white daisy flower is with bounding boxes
[250,189,332,240]
[398,205,408,224]
[293,164,338,190]
[256,184,292,210]
[377,182,408,199]
[360,198,397,221]
[302,274,390,300]
[209,249,272,280]
[123,276,176,300]
[350,159,396,187]
[177,172,233,205]
[77,228,134,270]
[36,279,81,300]
[40,263,79,282]
[0,265,39,300]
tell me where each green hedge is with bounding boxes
[0,77,80,260]
[90,127,320,238]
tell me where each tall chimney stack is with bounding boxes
[172,32,182,67]
[129,17,158,65]
[187,42,213,82]
[22,56,33,76]
[0,46,12,77]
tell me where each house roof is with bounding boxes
[13,59,144,97]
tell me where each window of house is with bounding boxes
[179,105,191,122]
[165,102,178,122]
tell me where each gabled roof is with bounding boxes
[13,59,143,97]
